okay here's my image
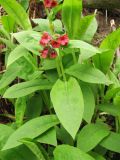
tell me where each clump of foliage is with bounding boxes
[0,0,120,159]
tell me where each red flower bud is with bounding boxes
[44,0,58,8]
[50,40,61,48]
[40,32,52,46]
[41,48,49,59]
[57,34,69,46]
[50,51,57,59]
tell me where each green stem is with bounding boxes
[72,50,77,64]
[56,57,62,78]
[59,49,66,81]
[45,8,54,34]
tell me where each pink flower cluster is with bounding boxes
[44,0,58,8]
[39,32,69,59]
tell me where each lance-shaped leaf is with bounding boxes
[51,77,84,139]
[0,0,31,30]
[2,115,59,150]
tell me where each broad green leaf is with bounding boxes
[0,0,31,30]
[69,40,101,53]
[54,145,95,160]
[2,115,59,150]
[51,77,84,139]
[0,124,14,150]
[105,86,120,100]
[21,139,45,160]
[56,126,74,145]
[62,0,82,38]
[3,79,53,98]
[65,64,111,85]
[26,93,43,119]
[33,19,63,33]
[93,28,120,73]
[77,123,110,152]
[19,0,29,10]
[78,15,98,42]
[81,84,95,123]
[15,97,26,127]
[100,132,120,153]
[36,128,57,146]
[1,15,15,33]
[90,152,105,160]
[98,104,120,117]
[0,145,38,160]
[0,66,21,90]
[13,31,41,55]
[7,45,29,67]
[0,27,10,39]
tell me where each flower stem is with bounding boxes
[59,49,66,81]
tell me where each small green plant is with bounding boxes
[0,0,120,159]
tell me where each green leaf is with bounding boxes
[15,97,26,127]
[2,115,59,150]
[26,93,43,119]
[36,128,57,146]
[0,66,21,90]
[7,45,29,67]
[69,40,101,53]
[62,0,82,38]
[13,31,41,55]
[0,145,38,160]
[33,19,63,33]
[98,104,120,117]
[77,123,110,152]
[54,145,95,160]
[21,139,45,160]
[65,64,111,85]
[90,152,105,160]
[81,84,95,123]
[1,15,15,33]
[93,28,120,73]
[0,124,14,150]
[3,79,53,98]
[100,132,120,153]
[0,0,31,30]
[78,15,98,42]
[51,77,84,139]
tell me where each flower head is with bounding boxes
[50,39,61,48]
[57,34,69,46]
[41,48,49,58]
[40,32,52,46]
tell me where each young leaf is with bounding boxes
[2,115,59,150]
[81,84,95,123]
[0,0,31,30]
[62,0,82,38]
[77,123,110,152]
[51,77,84,139]
[65,64,111,85]
[3,79,53,98]
[15,97,26,128]
[54,145,95,160]
[36,127,57,146]
[100,132,120,153]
